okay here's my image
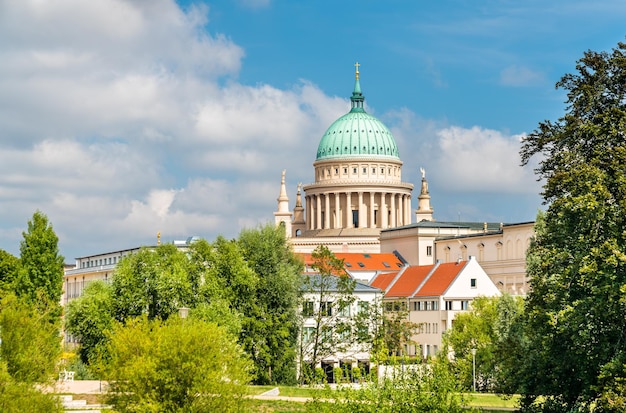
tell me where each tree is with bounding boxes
[0,293,61,383]
[0,249,20,295]
[519,41,626,411]
[102,316,252,413]
[299,245,357,382]
[237,224,303,385]
[381,300,420,359]
[14,211,64,311]
[65,280,115,364]
[0,361,62,413]
[112,243,196,322]
[444,294,524,393]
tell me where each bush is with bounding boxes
[101,316,252,413]
[333,367,343,384]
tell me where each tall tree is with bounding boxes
[15,211,64,308]
[520,41,626,411]
[237,224,303,385]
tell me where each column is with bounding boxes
[306,196,313,230]
[316,194,322,230]
[324,193,330,229]
[346,192,353,228]
[381,192,388,228]
[398,194,404,226]
[357,192,364,229]
[369,192,375,228]
[407,195,412,225]
[334,193,341,228]
[390,193,396,227]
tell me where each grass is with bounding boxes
[467,392,519,409]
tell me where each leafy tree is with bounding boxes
[0,361,62,413]
[306,357,472,413]
[65,280,115,363]
[519,41,626,411]
[14,211,64,311]
[102,316,252,413]
[0,293,61,383]
[299,245,357,382]
[0,249,20,295]
[112,243,196,322]
[237,224,303,385]
[444,294,524,393]
[381,300,420,359]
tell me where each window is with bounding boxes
[426,245,432,256]
[344,168,348,174]
[339,302,351,317]
[413,301,418,311]
[432,300,439,310]
[320,302,333,317]
[433,323,438,334]
[426,301,432,311]
[461,300,469,310]
[302,301,314,317]
[363,167,367,174]
[302,327,315,343]
[445,301,453,310]
[471,278,477,288]
[353,167,357,174]
[372,168,376,174]
[335,168,339,174]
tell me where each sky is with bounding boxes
[1,0,625,261]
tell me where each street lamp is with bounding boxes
[471,348,477,392]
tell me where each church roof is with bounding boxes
[315,64,400,161]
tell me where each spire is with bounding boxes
[295,182,303,208]
[350,61,365,112]
[276,169,289,213]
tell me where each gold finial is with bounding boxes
[157,231,161,245]
[354,61,360,80]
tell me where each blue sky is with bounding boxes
[0,0,625,260]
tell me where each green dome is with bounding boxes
[316,72,400,161]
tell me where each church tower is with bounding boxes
[273,169,293,237]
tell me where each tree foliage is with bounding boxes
[520,41,626,411]
[0,361,62,413]
[237,224,303,384]
[0,249,20,295]
[102,316,251,413]
[65,280,114,363]
[0,293,61,384]
[444,294,525,393]
[14,211,64,310]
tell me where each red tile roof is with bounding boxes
[386,265,432,298]
[369,271,399,291]
[299,252,404,272]
[413,261,466,297]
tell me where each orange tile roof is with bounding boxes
[369,271,399,291]
[386,265,432,298]
[413,261,466,297]
[299,252,404,272]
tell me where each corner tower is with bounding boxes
[293,64,413,250]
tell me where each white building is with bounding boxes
[371,256,500,359]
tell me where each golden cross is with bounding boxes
[354,61,360,79]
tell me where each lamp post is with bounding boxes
[471,348,477,392]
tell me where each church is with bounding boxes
[274,63,433,254]
[273,64,533,295]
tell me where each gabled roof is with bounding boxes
[413,261,466,297]
[369,271,399,291]
[299,252,404,272]
[386,265,432,298]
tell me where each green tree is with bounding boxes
[519,41,626,411]
[0,361,62,413]
[381,300,420,359]
[0,249,20,295]
[0,293,61,383]
[112,244,195,322]
[102,316,252,413]
[237,224,303,385]
[299,245,357,382]
[14,211,64,311]
[65,280,115,364]
[444,294,524,393]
